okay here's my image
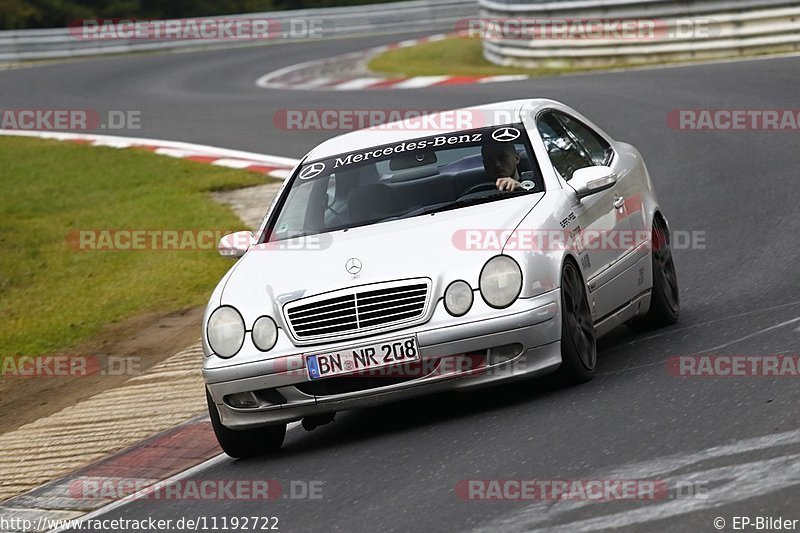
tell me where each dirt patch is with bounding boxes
[0,306,204,432]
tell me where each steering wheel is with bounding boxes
[459,182,498,197]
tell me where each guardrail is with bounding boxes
[476,0,800,69]
[0,0,477,63]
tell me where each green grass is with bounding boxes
[0,137,273,356]
[368,36,800,79]
[367,37,571,78]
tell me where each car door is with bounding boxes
[555,111,645,238]
[536,111,631,321]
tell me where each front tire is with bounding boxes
[206,390,286,458]
[630,219,680,330]
[556,261,597,384]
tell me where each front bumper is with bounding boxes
[204,290,562,429]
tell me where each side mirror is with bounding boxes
[218,231,254,258]
[570,166,617,199]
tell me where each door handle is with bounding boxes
[613,196,626,210]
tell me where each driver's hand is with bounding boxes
[496,177,520,192]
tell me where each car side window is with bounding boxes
[537,113,593,180]
[555,113,612,166]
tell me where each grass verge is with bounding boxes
[367,37,570,77]
[0,136,272,356]
[368,36,800,79]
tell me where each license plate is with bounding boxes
[305,337,419,380]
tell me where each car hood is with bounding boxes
[219,193,544,312]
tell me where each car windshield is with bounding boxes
[266,123,543,241]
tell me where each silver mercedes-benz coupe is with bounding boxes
[202,99,679,457]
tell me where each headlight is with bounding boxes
[252,316,278,351]
[444,280,473,317]
[207,306,245,358]
[479,255,522,308]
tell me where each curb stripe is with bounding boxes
[295,76,338,89]
[478,74,531,83]
[365,76,410,89]
[0,130,299,179]
[0,418,219,526]
[391,75,452,89]
[433,75,484,86]
[333,77,386,90]
[255,33,532,91]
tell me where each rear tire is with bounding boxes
[206,390,286,458]
[630,219,680,330]
[556,261,597,384]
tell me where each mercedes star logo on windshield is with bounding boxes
[345,257,363,275]
[492,127,521,142]
[299,162,326,180]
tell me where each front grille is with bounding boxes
[285,279,430,341]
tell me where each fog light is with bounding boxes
[225,392,258,409]
[488,344,523,365]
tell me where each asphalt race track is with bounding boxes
[2,32,800,532]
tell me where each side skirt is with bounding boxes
[594,290,652,338]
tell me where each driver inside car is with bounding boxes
[481,142,521,192]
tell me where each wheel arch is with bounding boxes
[652,209,671,240]
[559,251,589,292]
